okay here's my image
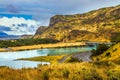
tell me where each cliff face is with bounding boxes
[34,5,120,42]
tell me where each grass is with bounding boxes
[17,55,66,64]
[0,62,120,80]
[0,42,85,52]
[93,42,120,63]
[1,42,120,80]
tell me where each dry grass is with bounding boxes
[0,42,85,52]
[18,55,66,64]
[0,62,120,80]
[93,42,120,63]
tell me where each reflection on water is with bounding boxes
[0,60,50,69]
[0,46,96,69]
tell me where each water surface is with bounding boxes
[0,46,96,69]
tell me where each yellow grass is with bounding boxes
[0,42,85,52]
[0,62,120,80]
[93,42,120,63]
[18,55,66,64]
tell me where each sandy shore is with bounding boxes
[0,42,86,52]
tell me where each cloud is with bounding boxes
[0,0,120,20]
[0,17,40,35]
[6,5,19,13]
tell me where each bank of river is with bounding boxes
[0,42,86,52]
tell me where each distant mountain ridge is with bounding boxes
[0,32,20,40]
[0,32,8,36]
[34,5,120,42]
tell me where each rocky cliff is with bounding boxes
[34,5,120,42]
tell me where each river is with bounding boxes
[0,46,96,69]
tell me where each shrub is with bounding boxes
[105,52,111,57]
[67,57,80,62]
[107,69,120,80]
[112,48,117,52]
[63,69,69,78]
[42,72,49,80]
[91,44,109,57]
[81,68,103,80]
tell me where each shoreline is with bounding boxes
[0,42,86,52]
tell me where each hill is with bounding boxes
[93,42,120,64]
[34,5,120,42]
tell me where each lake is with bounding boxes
[0,46,96,69]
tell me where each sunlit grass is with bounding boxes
[0,62,120,80]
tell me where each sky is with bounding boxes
[0,0,120,35]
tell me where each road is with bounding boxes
[59,51,92,63]
[72,51,92,62]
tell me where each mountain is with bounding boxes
[34,26,48,37]
[20,34,33,39]
[0,32,20,40]
[34,5,120,42]
[0,32,8,37]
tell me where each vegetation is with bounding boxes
[0,42,120,80]
[1,5,120,80]
[93,42,120,63]
[111,32,120,43]
[0,62,120,80]
[91,44,109,57]
[18,55,65,64]
[34,5,120,42]
[0,38,59,48]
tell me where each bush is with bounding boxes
[67,57,80,62]
[107,69,120,80]
[112,48,117,52]
[63,69,69,78]
[81,68,103,80]
[91,44,109,57]
[42,72,49,80]
[105,52,111,57]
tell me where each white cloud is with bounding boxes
[0,17,40,35]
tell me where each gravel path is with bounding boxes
[59,51,92,63]
[72,51,92,62]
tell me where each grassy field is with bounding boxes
[17,55,66,64]
[0,62,120,80]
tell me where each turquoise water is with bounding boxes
[0,46,96,69]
